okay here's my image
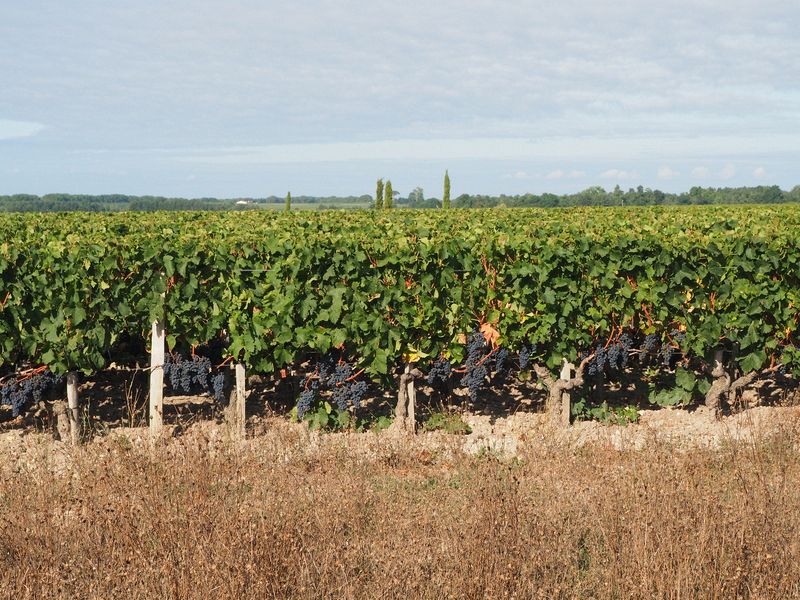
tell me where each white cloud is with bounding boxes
[507,170,531,179]
[720,163,736,180]
[0,119,44,140]
[691,166,710,178]
[657,165,680,180]
[753,166,766,178]
[171,134,800,166]
[600,168,637,180]
[2,1,800,194]
[546,169,585,179]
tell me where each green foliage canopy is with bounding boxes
[0,206,798,384]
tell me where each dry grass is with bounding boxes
[1,426,799,599]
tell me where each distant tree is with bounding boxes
[540,193,560,208]
[285,191,291,211]
[0,183,793,213]
[408,186,424,206]
[443,170,451,209]
[384,180,393,209]
[613,184,623,206]
[375,178,384,209]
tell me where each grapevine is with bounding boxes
[0,370,64,417]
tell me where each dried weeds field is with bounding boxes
[1,416,800,599]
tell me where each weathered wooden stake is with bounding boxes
[394,365,422,433]
[66,372,80,444]
[149,318,165,437]
[405,364,416,434]
[559,360,572,428]
[226,362,246,440]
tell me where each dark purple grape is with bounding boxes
[643,334,658,353]
[427,358,451,387]
[518,345,532,370]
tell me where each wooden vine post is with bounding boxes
[394,364,422,433]
[149,317,165,437]
[225,362,246,440]
[405,364,417,430]
[66,372,80,444]
[559,360,572,427]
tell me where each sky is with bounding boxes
[1,0,799,198]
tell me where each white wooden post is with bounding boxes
[226,363,246,440]
[149,318,165,437]
[559,360,572,427]
[405,363,416,433]
[66,372,80,444]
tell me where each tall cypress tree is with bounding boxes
[443,170,451,209]
[384,180,393,209]
[375,178,384,209]
[285,191,291,211]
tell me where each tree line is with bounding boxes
[0,183,798,212]
[452,184,800,208]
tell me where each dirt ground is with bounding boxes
[2,367,800,599]
[2,364,800,472]
[2,401,799,479]
[2,402,800,598]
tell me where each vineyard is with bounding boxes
[1,205,799,433]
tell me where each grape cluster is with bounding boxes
[518,344,532,371]
[586,345,607,377]
[460,330,488,402]
[606,334,632,371]
[461,364,488,402]
[0,371,64,417]
[211,372,226,403]
[297,381,319,419]
[643,333,659,353]
[332,380,367,411]
[670,329,686,343]
[660,344,674,367]
[317,354,338,381]
[297,380,319,419]
[427,358,451,388]
[295,355,368,418]
[580,331,689,372]
[329,363,352,386]
[492,348,510,376]
[163,354,225,402]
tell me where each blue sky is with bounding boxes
[1,0,798,198]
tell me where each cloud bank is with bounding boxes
[0,120,44,140]
[0,0,798,195]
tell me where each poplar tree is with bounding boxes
[384,180,393,209]
[375,178,384,209]
[285,191,291,211]
[443,170,451,209]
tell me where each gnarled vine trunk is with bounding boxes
[393,366,422,433]
[704,349,760,419]
[533,356,591,428]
